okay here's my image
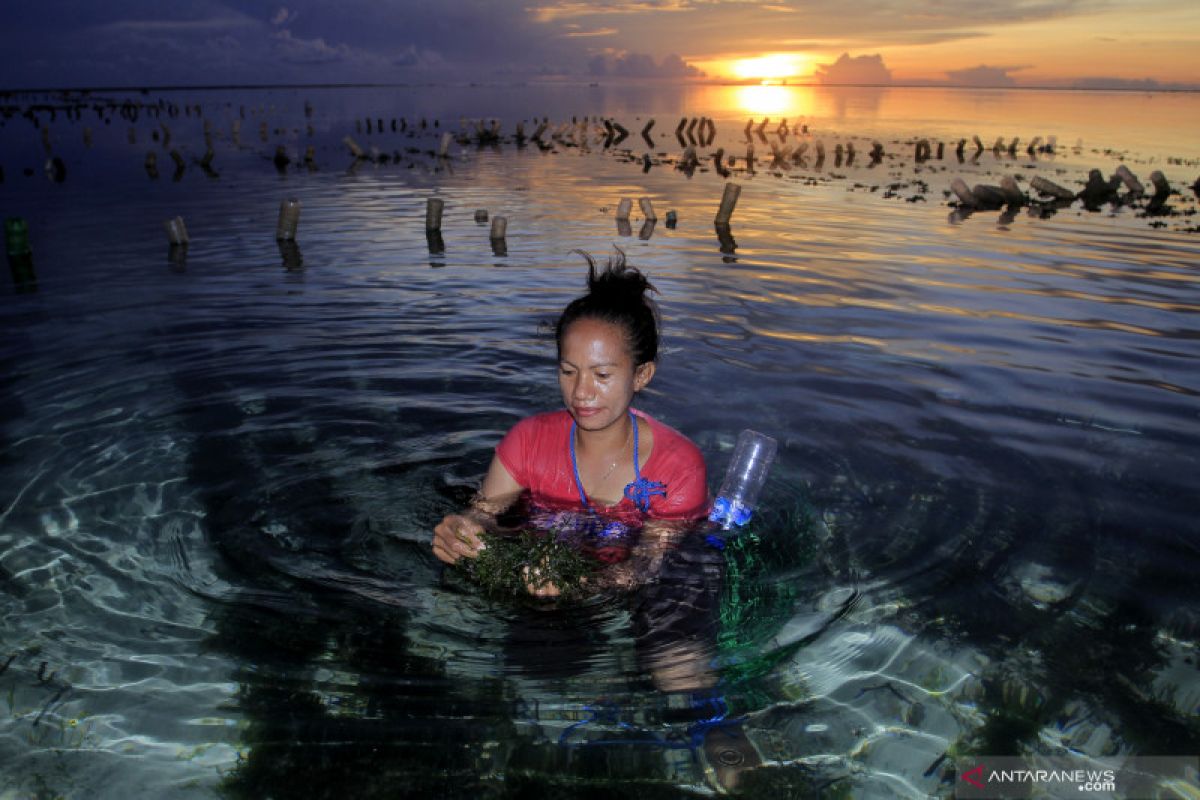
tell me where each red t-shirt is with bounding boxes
[496,409,709,521]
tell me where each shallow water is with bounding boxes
[1,83,1199,798]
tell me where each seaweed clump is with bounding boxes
[461,531,595,601]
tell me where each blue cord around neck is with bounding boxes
[569,410,665,513]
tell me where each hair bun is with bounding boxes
[583,250,656,300]
[556,250,662,365]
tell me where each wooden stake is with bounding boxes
[426,198,444,231]
[714,183,741,225]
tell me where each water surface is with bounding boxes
[1,83,1198,798]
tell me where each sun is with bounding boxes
[730,53,809,83]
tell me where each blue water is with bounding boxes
[1,84,1198,797]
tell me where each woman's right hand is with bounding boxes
[432,514,487,564]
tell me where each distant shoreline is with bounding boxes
[2,81,1198,96]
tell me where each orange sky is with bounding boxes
[561,0,1200,88]
[2,1,1197,90]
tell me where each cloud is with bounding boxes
[271,29,352,64]
[564,27,619,37]
[589,51,705,78]
[392,45,447,71]
[945,64,1028,87]
[814,53,892,85]
[530,1,692,24]
[1,0,1191,90]
[94,13,258,35]
[270,7,296,26]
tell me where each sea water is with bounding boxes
[1,83,1198,797]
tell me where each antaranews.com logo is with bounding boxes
[955,756,1198,798]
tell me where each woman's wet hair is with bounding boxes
[556,251,661,366]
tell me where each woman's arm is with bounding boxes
[431,454,523,565]
[590,517,692,592]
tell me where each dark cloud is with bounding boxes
[814,53,892,85]
[1069,75,1200,90]
[0,0,585,87]
[944,64,1029,87]
[590,51,704,78]
[271,29,357,65]
[0,0,1185,89]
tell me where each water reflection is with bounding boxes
[1,82,1198,798]
[731,84,816,118]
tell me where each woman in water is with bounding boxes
[430,255,761,788]
[431,252,709,596]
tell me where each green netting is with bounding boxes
[716,501,820,697]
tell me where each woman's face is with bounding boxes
[559,318,655,432]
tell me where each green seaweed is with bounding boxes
[462,531,596,601]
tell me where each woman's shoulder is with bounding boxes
[505,409,572,441]
[636,410,704,469]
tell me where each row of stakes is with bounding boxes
[950,165,1186,213]
[7,183,744,281]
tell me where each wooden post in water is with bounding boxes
[276,199,301,241]
[1149,171,1170,197]
[490,216,508,256]
[489,216,507,240]
[164,216,189,245]
[714,183,741,225]
[638,198,657,222]
[1115,165,1145,195]
[5,217,31,258]
[999,176,1024,206]
[950,178,977,207]
[343,136,365,159]
[970,184,1007,208]
[616,198,632,221]
[1030,176,1075,200]
[426,198,444,232]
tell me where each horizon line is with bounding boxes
[2,79,1197,95]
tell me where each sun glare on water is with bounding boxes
[732,84,815,118]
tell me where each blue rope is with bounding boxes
[569,411,666,514]
[556,694,746,753]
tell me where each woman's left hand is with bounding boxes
[522,564,562,598]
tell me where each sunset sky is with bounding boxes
[3,0,1198,90]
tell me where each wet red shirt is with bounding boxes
[496,409,709,521]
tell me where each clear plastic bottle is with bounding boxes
[709,429,778,531]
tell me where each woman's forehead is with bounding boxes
[560,319,631,363]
